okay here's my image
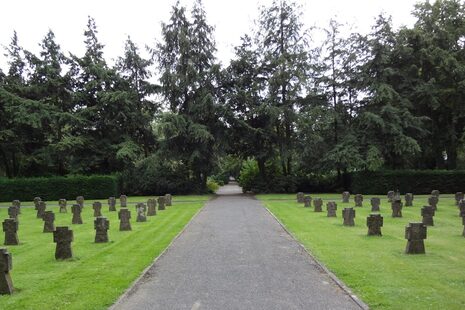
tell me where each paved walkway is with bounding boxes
[112,183,363,310]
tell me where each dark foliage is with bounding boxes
[349,170,465,194]
[0,175,117,201]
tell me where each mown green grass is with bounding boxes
[0,195,208,309]
[258,193,465,310]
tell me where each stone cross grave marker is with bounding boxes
[8,206,19,222]
[76,196,84,208]
[53,227,73,259]
[93,202,102,217]
[342,191,350,203]
[147,199,157,216]
[71,204,83,224]
[158,196,166,211]
[94,217,109,243]
[37,201,46,219]
[326,201,337,217]
[296,192,304,203]
[12,200,20,214]
[459,199,465,218]
[136,203,147,222]
[33,197,41,210]
[455,192,464,206]
[59,199,67,213]
[404,193,414,207]
[370,197,380,212]
[421,206,435,226]
[303,196,312,208]
[387,190,394,203]
[367,214,383,236]
[391,199,403,218]
[0,248,14,294]
[354,194,363,207]
[2,219,18,246]
[118,209,132,231]
[428,195,438,211]
[108,197,116,212]
[405,222,427,254]
[314,198,323,212]
[120,195,127,208]
[165,194,172,206]
[342,208,355,226]
[43,211,55,233]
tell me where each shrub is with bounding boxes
[295,173,341,193]
[238,159,298,193]
[238,160,260,192]
[350,170,465,194]
[207,179,220,193]
[209,173,227,186]
[119,154,193,195]
[210,156,243,185]
[0,175,118,201]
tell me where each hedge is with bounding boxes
[349,170,465,195]
[0,175,118,202]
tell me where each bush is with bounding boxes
[350,170,465,194]
[207,179,220,193]
[0,175,118,201]
[209,173,227,186]
[238,160,298,193]
[119,154,193,195]
[210,156,243,185]
[295,173,342,193]
[238,160,259,192]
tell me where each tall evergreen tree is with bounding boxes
[355,15,426,170]
[69,17,118,173]
[256,0,309,175]
[224,35,276,177]
[115,36,157,159]
[407,0,465,168]
[156,0,222,192]
[0,32,48,177]
[25,30,77,175]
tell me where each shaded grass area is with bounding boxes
[258,193,465,310]
[0,195,208,309]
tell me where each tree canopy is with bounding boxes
[1,0,464,192]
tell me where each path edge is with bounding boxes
[262,205,370,310]
[108,199,210,309]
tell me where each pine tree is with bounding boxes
[224,35,276,177]
[256,0,308,175]
[156,0,222,192]
[25,30,78,175]
[69,16,117,173]
[115,36,157,159]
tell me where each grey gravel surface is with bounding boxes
[112,183,363,310]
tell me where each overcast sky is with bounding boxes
[0,0,423,71]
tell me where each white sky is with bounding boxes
[0,0,422,71]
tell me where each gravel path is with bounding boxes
[111,183,364,310]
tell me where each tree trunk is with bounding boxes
[0,148,12,178]
[12,151,18,177]
[257,158,266,178]
[446,135,457,169]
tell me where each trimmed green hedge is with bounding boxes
[0,175,118,202]
[349,170,465,194]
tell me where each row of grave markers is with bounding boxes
[0,193,173,295]
[296,190,465,255]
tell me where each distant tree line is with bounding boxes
[1,0,465,192]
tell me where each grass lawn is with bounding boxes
[258,193,465,310]
[0,195,209,309]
